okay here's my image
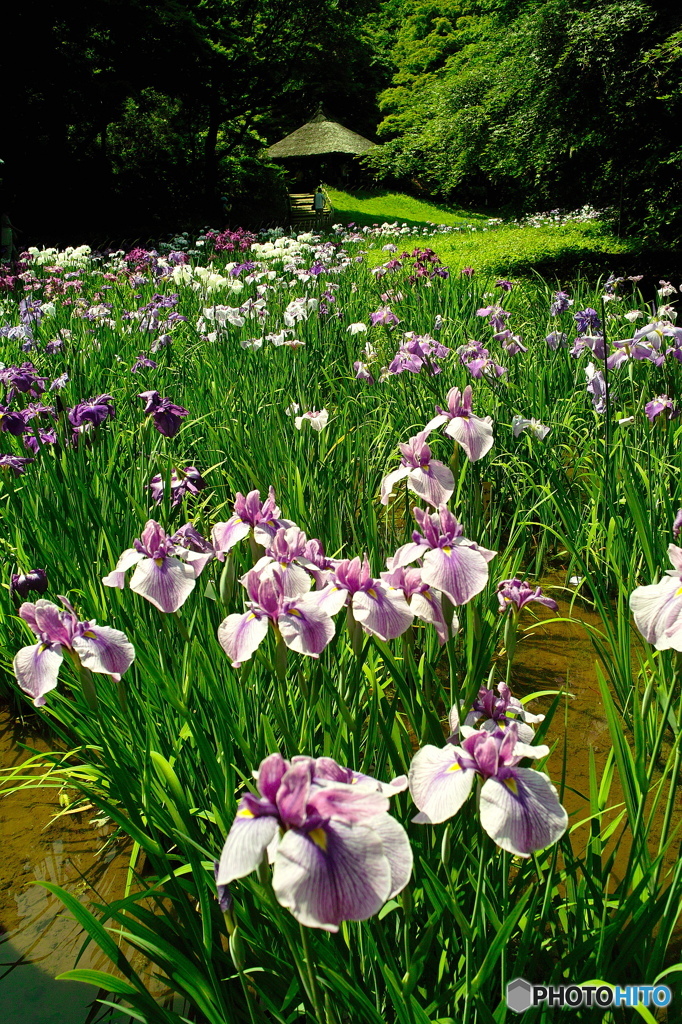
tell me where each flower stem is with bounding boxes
[299,921,327,1024]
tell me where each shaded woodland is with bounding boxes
[3,0,681,244]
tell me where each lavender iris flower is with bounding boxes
[102,520,208,612]
[13,597,135,707]
[369,306,400,327]
[550,291,573,316]
[585,363,607,413]
[250,526,316,597]
[131,353,158,373]
[408,723,567,856]
[645,395,678,422]
[217,753,412,931]
[218,568,336,667]
[476,305,509,332]
[318,555,414,642]
[212,487,295,560]
[574,308,602,335]
[10,568,48,600]
[149,466,206,506]
[424,385,494,462]
[353,360,374,384]
[380,431,454,507]
[448,683,545,745]
[630,544,682,650]
[380,564,456,644]
[545,331,567,350]
[391,506,496,607]
[496,578,558,614]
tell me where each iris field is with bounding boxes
[1,217,682,1023]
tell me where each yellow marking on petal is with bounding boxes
[288,608,302,617]
[308,828,327,851]
[367,588,377,599]
[447,762,462,772]
[676,586,682,596]
[83,630,97,638]
[237,807,255,818]
[155,558,164,566]
[442,546,452,555]
[504,777,519,795]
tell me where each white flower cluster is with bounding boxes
[27,245,92,268]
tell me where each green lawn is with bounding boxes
[325,187,492,228]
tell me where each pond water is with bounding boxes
[0,578,677,1021]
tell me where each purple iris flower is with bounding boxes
[149,466,206,507]
[380,431,454,508]
[448,683,545,745]
[391,506,496,607]
[317,555,414,642]
[212,487,295,560]
[645,395,678,422]
[408,723,567,856]
[102,520,207,613]
[630,544,682,650]
[380,564,456,644]
[0,453,34,474]
[550,291,573,316]
[369,306,400,327]
[495,330,527,356]
[496,280,513,292]
[49,373,69,391]
[574,308,601,336]
[13,597,135,707]
[68,395,115,429]
[476,305,510,332]
[170,523,216,576]
[424,385,494,462]
[545,331,567,350]
[10,568,48,600]
[0,363,47,396]
[0,405,27,435]
[465,353,507,379]
[23,427,57,453]
[138,391,189,438]
[218,568,336,667]
[131,353,158,373]
[217,753,412,931]
[497,579,558,614]
[461,267,475,277]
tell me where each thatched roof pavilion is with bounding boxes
[266,109,375,159]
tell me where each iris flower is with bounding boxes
[102,520,208,612]
[13,597,135,706]
[424,385,494,462]
[380,431,454,507]
[630,544,682,650]
[217,753,412,931]
[409,723,568,856]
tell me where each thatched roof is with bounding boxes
[266,109,375,159]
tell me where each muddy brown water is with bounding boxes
[0,578,678,1021]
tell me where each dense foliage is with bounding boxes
[369,0,682,241]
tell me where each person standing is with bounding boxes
[312,186,325,213]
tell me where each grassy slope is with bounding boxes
[326,187,643,277]
[325,187,492,228]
